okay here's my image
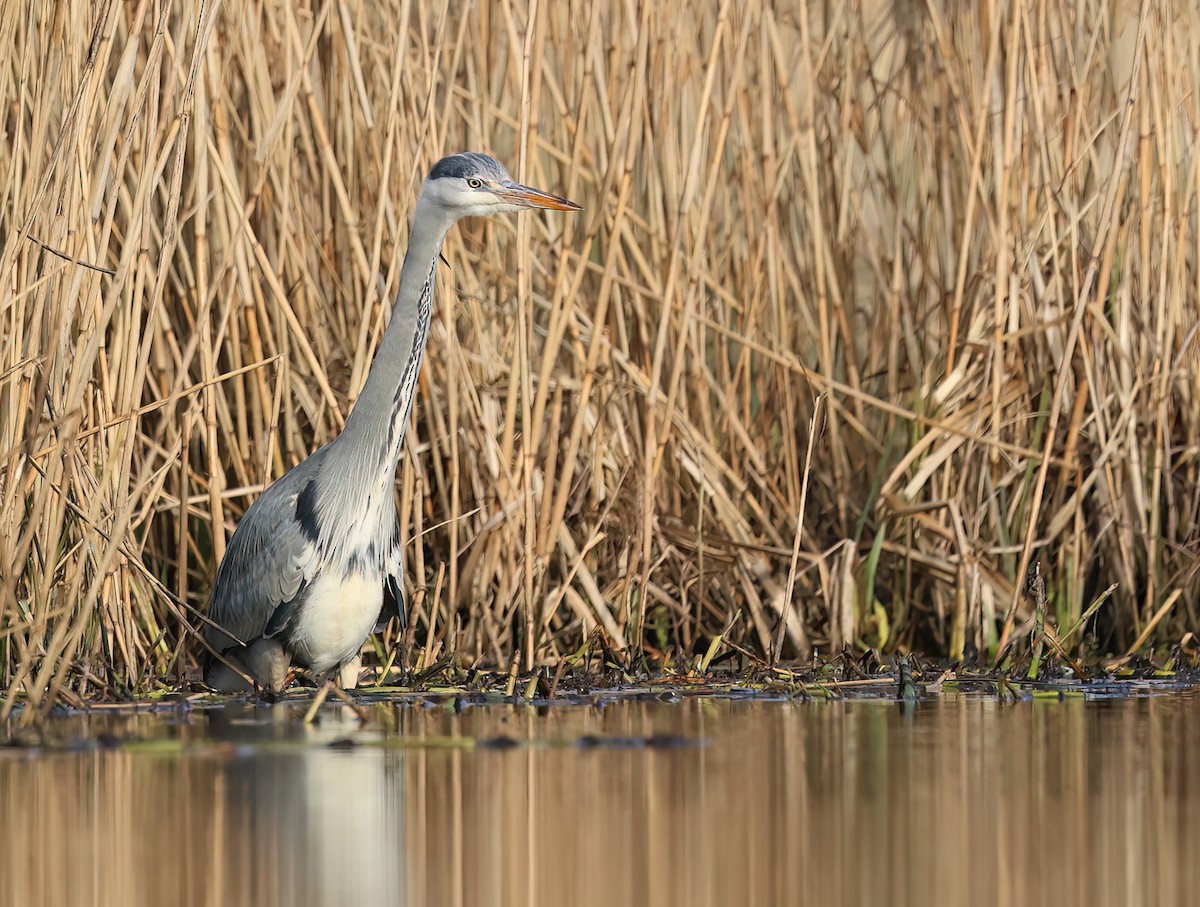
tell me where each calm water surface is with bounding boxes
[1,693,1197,906]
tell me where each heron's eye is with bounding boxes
[466,177,483,189]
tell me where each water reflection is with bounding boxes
[0,694,1197,906]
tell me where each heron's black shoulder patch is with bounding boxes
[295,480,320,543]
[382,572,407,630]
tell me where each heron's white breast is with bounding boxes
[292,570,384,676]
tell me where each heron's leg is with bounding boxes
[338,655,363,690]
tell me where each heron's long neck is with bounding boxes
[340,195,455,470]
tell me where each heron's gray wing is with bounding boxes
[205,460,323,653]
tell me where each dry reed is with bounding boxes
[2,0,1199,709]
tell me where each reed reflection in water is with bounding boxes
[0,694,1196,906]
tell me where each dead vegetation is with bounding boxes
[2,1,1199,709]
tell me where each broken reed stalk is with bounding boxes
[2,1,1199,708]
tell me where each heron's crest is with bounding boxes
[428,152,510,183]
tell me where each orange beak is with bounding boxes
[496,181,582,211]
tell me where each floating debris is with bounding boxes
[477,735,522,750]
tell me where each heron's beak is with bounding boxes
[496,181,582,211]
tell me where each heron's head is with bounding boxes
[421,152,581,218]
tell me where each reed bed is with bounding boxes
[2,0,1199,708]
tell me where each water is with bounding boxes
[1,692,1197,906]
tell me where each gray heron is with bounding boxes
[203,151,580,693]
